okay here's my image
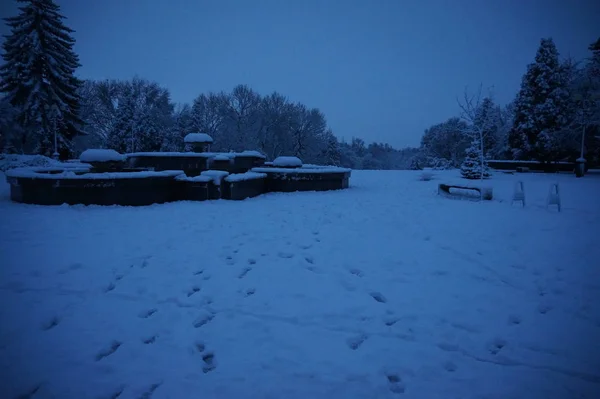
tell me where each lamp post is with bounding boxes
[52,106,59,160]
[575,100,588,178]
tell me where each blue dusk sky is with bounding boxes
[1,0,598,147]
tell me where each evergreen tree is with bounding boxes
[460,137,490,179]
[508,38,571,161]
[0,0,82,158]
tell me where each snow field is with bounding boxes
[0,169,599,398]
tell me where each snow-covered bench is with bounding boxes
[438,183,493,201]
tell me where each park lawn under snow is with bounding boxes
[0,168,599,399]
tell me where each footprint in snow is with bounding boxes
[96,341,122,361]
[225,255,236,265]
[187,286,201,297]
[57,262,84,275]
[138,382,161,399]
[349,268,364,277]
[41,316,60,331]
[104,282,116,293]
[347,334,367,350]
[386,374,406,394]
[245,288,256,297]
[277,252,294,259]
[507,314,522,325]
[142,335,157,344]
[370,292,387,303]
[139,308,157,319]
[247,258,257,265]
[239,267,252,279]
[537,303,553,314]
[443,361,458,372]
[193,314,215,328]
[202,352,217,373]
[488,338,507,355]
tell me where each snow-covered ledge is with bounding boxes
[184,133,214,153]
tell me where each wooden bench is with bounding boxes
[438,183,493,201]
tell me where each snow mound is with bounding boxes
[225,172,267,182]
[239,150,266,158]
[201,170,229,185]
[0,154,62,172]
[213,155,231,162]
[184,133,214,143]
[80,149,126,163]
[273,156,302,167]
[175,174,213,183]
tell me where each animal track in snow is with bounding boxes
[96,340,122,361]
[370,292,387,303]
[245,288,256,297]
[277,252,294,259]
[247,258,257,265]
[41,316,60,331]
[193,270,204,276]
[187,286,201,297]
[304,256,315,264]
[139,308,157,319]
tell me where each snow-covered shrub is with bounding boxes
[419,171,434,181]
[273,156,302,168]
[428,157,453,170]
[0,154,61,172]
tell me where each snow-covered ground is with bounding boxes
[0,169,599,399]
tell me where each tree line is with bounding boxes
[415,37,600,171]
[1,0,598,171]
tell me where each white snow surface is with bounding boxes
[200,170,229,185]
[252,166,351,174]
[80,149,126,163]
[5,167,183,180]
[273,156,303,167]
[225,172,267,182]
[1,169,599,399]
[184,133,214,143]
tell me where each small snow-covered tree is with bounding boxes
[461,138,491,179]
[457,86,496,181]
[0,0,83,158]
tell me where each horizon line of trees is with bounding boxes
[0,0,598,172]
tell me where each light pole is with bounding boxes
[52,106,59,160]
